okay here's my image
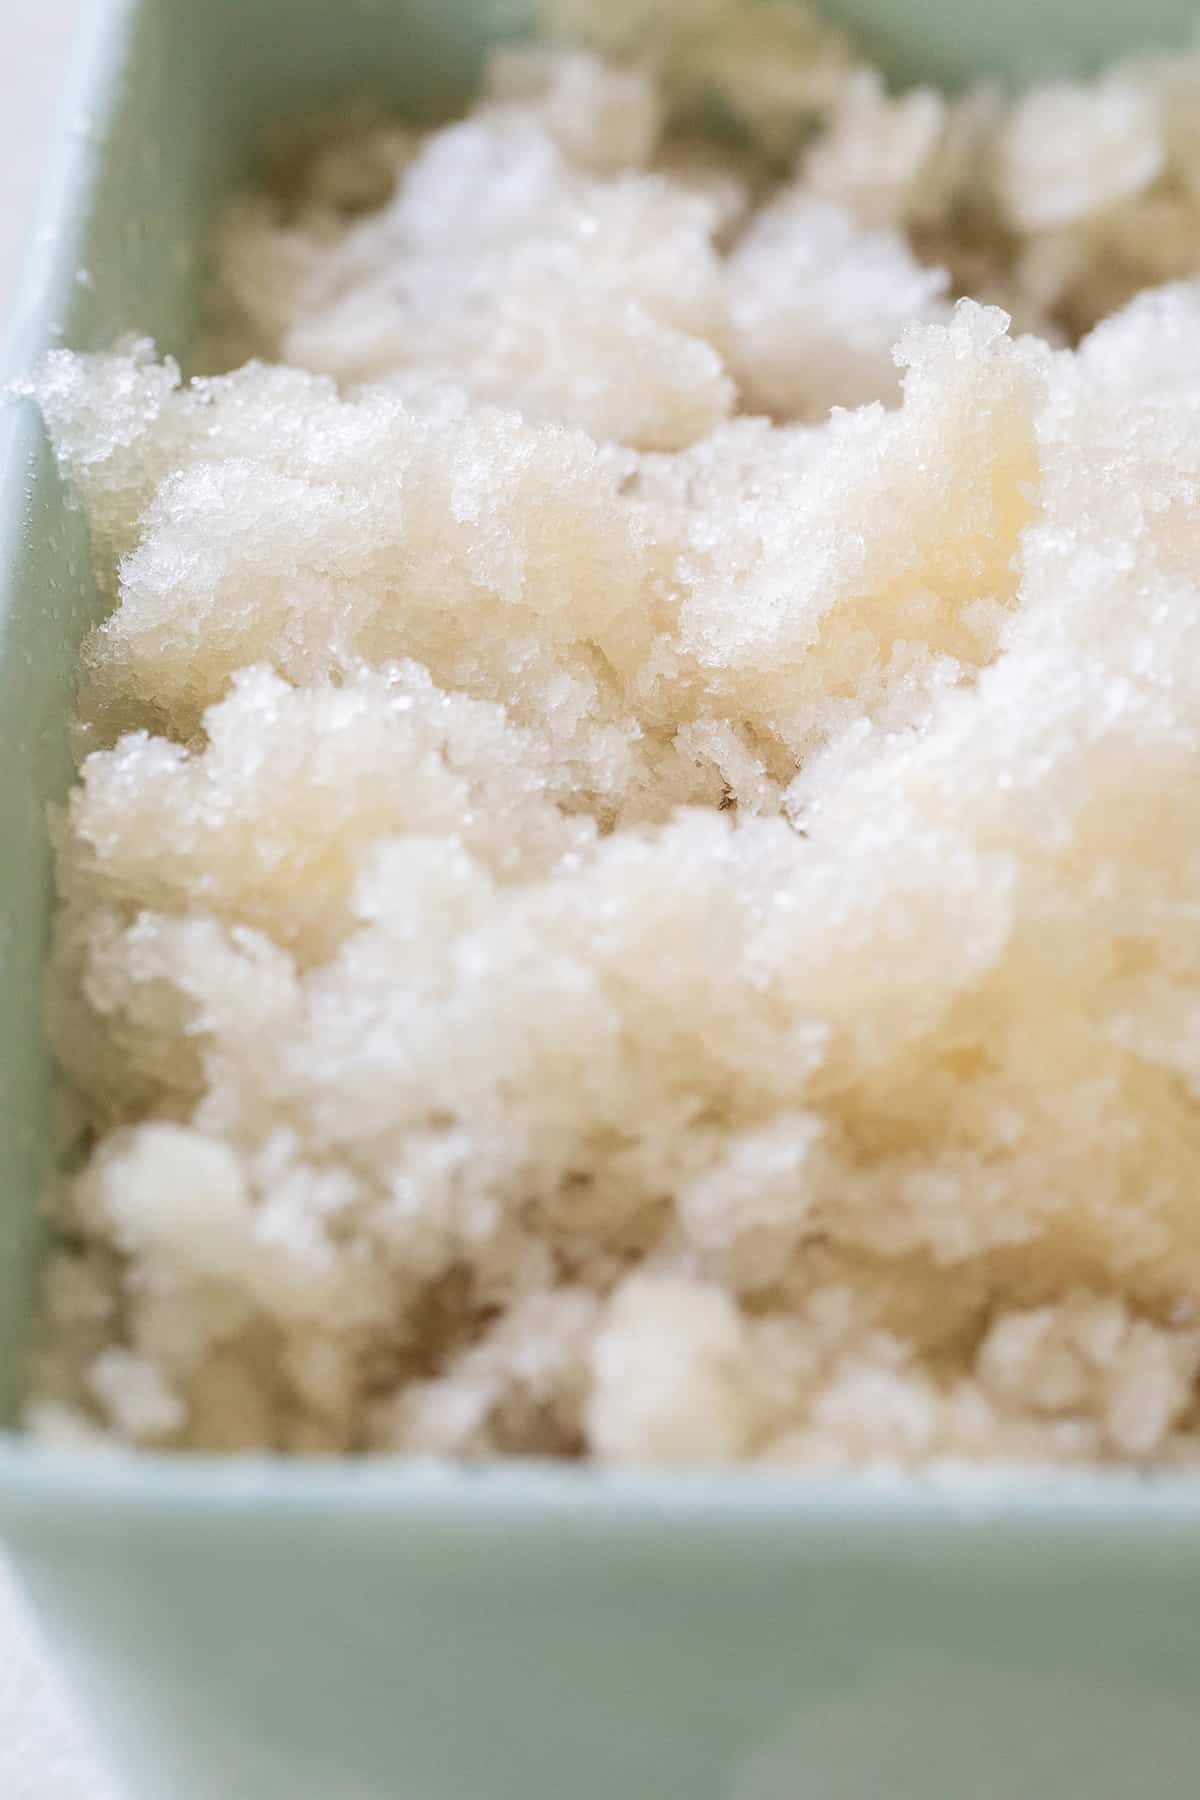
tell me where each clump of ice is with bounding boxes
[27,7,1200,1466]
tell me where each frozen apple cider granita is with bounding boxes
[26,0,1200,1466]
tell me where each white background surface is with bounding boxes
[2,1,122,1793]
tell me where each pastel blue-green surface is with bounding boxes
[4,2,1200,1796]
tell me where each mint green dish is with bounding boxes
[7,2,1200,1797]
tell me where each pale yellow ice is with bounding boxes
[26,7,1200,1467]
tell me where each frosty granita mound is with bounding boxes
[25,0,1200,1466]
